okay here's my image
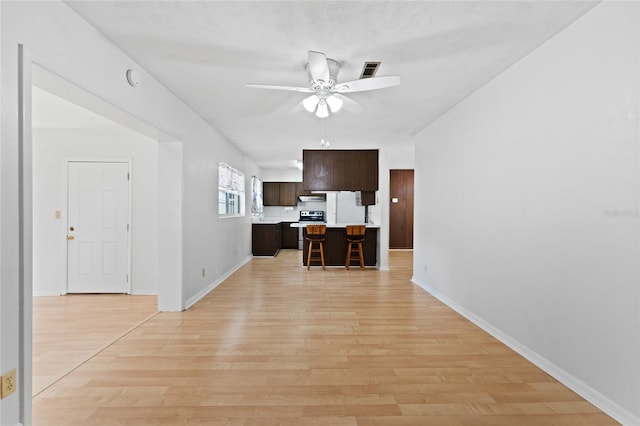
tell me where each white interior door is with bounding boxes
[67,161,130,293]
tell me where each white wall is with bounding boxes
[375,144,415,269]
[1,2,259,423]
[33,126,158,296]
[157,141,184,311]
[412,2,639,424]
[261,168,302,182]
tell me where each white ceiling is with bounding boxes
[62,1,598,170]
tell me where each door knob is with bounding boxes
[67,235,75,241]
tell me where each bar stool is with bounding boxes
[305,224,326,270]
[345,225,366,270]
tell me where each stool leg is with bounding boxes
[319,242,325,270]
[345,242,350,270]
[307,241,313,271]
[358,242,364,269]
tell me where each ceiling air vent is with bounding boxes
[359,62,381,79]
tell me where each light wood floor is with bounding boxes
[33,294,158,396]
[32,250,618,425]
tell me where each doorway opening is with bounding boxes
[20,50,183,422]
[30,75,160,399]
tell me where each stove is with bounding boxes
[299,210,325,222]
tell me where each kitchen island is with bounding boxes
[291,223,379,268]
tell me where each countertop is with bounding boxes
[253,218,380,229]
[290,222,380,229]
[252,217,298,224]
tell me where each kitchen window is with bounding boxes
[218,162,245,217]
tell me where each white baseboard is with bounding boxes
[184,256,252,310]
[378,265,390,271]
[32,291,61,297]
[411,277,639,426]
[129,291,158,296]
[34,291,159,296]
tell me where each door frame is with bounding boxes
[19,44,35,425]
[63,158,133,295]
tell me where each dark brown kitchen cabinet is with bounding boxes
[296,182,313,197]
[303,149,378,191]
[357,191,376,206]
[263,182,297,206]
[281,222,298,249]
[252,223,282,256]
[263,182,280,206]
[253,222,298,254]
[279,183,297,206]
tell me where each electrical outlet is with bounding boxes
[424,265,427,272]
[202,268,206,278]
[1,369,16,399]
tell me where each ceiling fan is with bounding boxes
[246,51,401,118]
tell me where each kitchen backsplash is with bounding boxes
[261,191,380,225]
[263,199,327,220]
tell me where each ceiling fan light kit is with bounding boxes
[325,94,343,113]
[303,95,319,112]
[246,51,400,118]
[316,100,329,118]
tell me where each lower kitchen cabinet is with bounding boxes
[253,222,299,255]
[281,222,298,249]
[252,223,282,256]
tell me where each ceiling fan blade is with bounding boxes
[288,101,307,114]
[333,75,401,93]
[308,51,330,83]
[333,94,363,113]
[246,83,313,93]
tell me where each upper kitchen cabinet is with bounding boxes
[263,182,298,206]
[303,149,378,191]
[356,191,376,206]
[263,182,280,206]
[296,182,313,197]
[279,182,297,205]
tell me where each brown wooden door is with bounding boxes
[389,169,414,249]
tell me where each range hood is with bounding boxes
[298,194,326,202]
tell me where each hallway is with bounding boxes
[32,250,616,425]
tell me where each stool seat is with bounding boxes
[345,225,366,270]
[305,224,326,270]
